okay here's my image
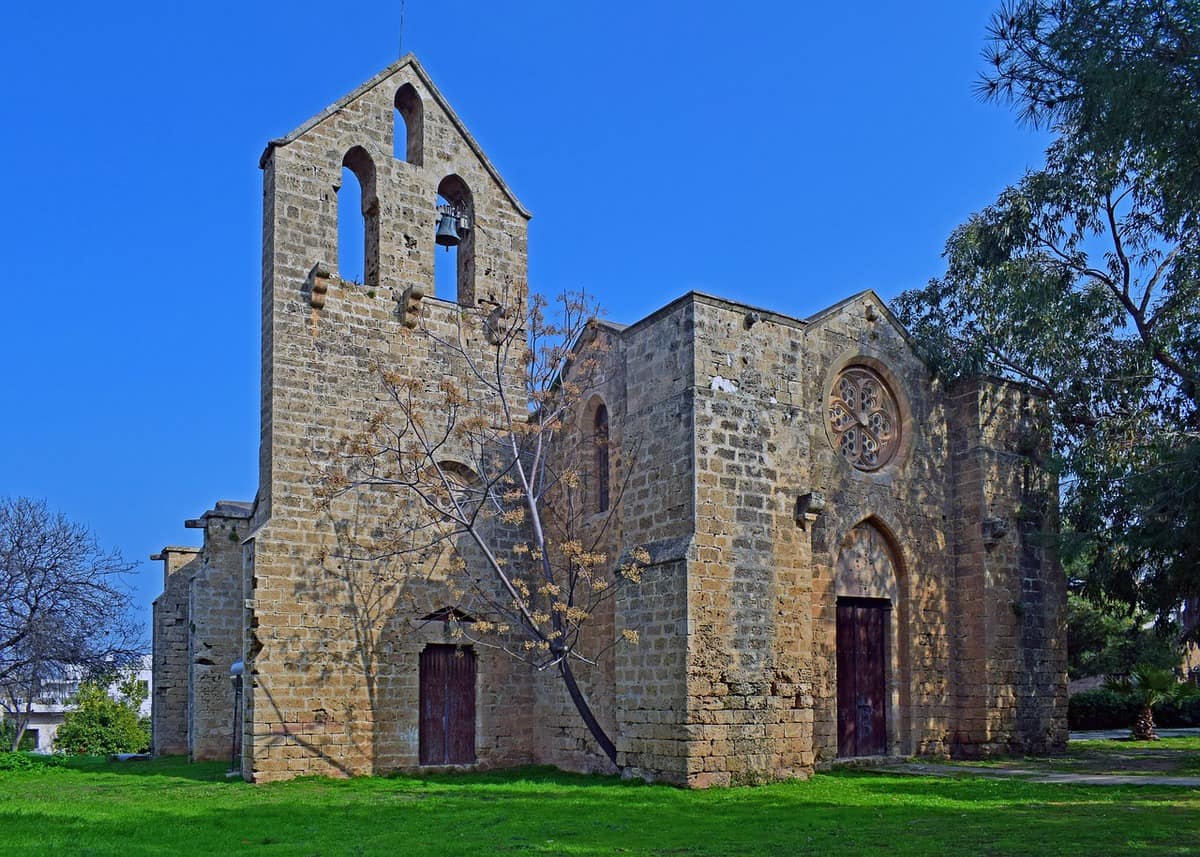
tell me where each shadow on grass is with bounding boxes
[2,765,1198,856]
[52,754,235,783]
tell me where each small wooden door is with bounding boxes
[419,645,477,765]
[836,599,888,757]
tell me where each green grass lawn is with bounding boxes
[1,754,1198,856]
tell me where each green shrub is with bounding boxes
[1153,694,1200,728]
[54,682,149,755]
[0,752,64,774]
[1068,687,1139,730]
[1068,686,1200,730]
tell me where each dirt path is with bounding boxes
[873,731,1200,786]
[880,761,1200,787]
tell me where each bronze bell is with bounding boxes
[435,213,461,248]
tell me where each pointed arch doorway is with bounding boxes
[834,521,902,757]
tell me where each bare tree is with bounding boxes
[0,497,143,751]
[318,291,644,768]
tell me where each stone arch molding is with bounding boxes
[834,519,901,602]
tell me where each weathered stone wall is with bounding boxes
[246,56,535,781]
[947,379,1067,756]
[610,304,697,783]
[151,547,200,756]
[686,295,816,784]
[800,295,956,762]
[186,507,251,761]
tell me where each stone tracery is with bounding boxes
[829,366,901,470]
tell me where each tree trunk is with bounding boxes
[1131,704,1158,741]
[557,659,619,769]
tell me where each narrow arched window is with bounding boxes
[394,83,424,165]
[337,166,364,282]
[338,147,379,286]
[434,175,475,304]
[594,404,610,513]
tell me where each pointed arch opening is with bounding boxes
[394,83,424,165]
[833,518,911,759]
[431,460,483,521]
[337,146,379,286]
[435,175,475,304]
[593,403,610,513]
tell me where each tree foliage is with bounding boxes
[1067,594,1180,679]
[54,674,149,756]
[319,292,643,768]
[0,497,143,751]
[894,0,1199,628]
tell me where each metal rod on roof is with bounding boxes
[399,0,406,57]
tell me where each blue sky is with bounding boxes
[0,1,1049,628]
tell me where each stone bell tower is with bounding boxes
[242,56,532,780]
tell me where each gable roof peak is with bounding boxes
[259,54,530,218]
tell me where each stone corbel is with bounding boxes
[982,516,1009,548]
[307,261,332,309]
[397,283,426,328]
[484,303,508,345]
[795,491,826,529]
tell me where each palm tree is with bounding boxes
[1107,665,1199,741]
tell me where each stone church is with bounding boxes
[152,56,1067,786]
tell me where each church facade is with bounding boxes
[152,57,1067,785]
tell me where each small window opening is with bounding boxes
[594,403,610,513]
[394,83,424,165]
[337,147,379,286]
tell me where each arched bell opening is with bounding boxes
[394,83,424,165]
[434,175,475,304]
[336,146,380,287]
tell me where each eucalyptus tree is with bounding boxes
[895,0,1199,628]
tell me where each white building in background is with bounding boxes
[7,656,152,753]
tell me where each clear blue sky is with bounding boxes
[0,1,1048,629]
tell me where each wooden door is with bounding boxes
[419,645,477,765]
[836,599,887,757]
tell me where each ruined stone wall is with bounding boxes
[247,57,535,781]
[947,379,1067,756]
[151,547,200,756]
[187,510,251,761]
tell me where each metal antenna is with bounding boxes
[399,0,407,56]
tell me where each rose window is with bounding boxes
[829,366,901,471]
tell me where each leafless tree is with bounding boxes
[0,497,143,750]
[318,291,644,768]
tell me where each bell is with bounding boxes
[435,214,461,248]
